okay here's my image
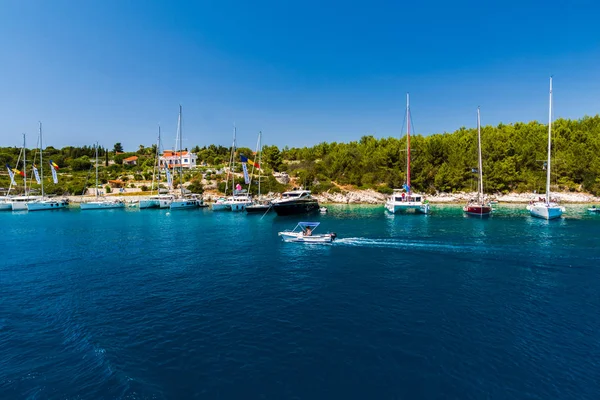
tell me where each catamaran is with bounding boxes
[526,77,565,220]
[26,122,68,211]
[463,107,492,217]
[170,105,198,210]
[385,93,430,214]
[80,143,125,210]
[278,222,337,243]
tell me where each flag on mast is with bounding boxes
[50,160,59,170]
[240,155,250,184]
[164,166,173,189]
[33,164,41,184]
[6,164,16,185]
[49,161,58,183]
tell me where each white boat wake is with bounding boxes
[334,237,486,253]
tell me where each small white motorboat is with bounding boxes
[319,207,328,214]
[278,222,337,243]
[588,206,600,213]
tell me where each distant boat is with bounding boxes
[463,107,492,217]
[4,134,42,211]
[170,105,199,210]
[271,189,320,216]
[80,142,125,210]
[246,131,272,214]
[587,205,600,213]
[385,93,430,214]
[526,77,565,220]
[26,122,69,211]
[140,126,164,209]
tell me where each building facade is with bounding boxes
[159,150,198,169]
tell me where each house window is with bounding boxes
[184,159,188,163]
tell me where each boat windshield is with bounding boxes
[283,192,301,198]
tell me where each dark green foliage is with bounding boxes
[69,156,92,171]
[113,143,124,153]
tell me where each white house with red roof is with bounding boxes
[159,150,198,169]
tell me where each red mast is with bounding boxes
[406,93,411,192]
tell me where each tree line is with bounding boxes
[1,115,599,195]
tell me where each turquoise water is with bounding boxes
[1,205,599,399]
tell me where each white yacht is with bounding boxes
[526,77,565,220]
[10,196,42,211]
[271,189,319,216]
[26,122,68,211]
[211,197,230,211]
[226,191,253,212]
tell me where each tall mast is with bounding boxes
[151,125,160,196]
[39,122,44,198]
[546,77,553,204]
[477,107,484,205]
[23,133,27,196]
[178,105,184,198]
[258,131,262,197]
[232,125,237,193]
[95,142,99,198]
[406,93,411,193]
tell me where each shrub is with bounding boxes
[141,185,148,192]
[105,185,112,193]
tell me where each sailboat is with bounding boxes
[384,93,430,214]
[526,77,565,220]
[5,134,42,211]
[170,105,198,209]
[246,131,271,214]
[463,107,492,216]
[80,143,125,210]
[26,122,68,211]
[140,126,173,209]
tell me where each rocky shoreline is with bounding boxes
[63,189,600,205]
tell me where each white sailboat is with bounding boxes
[80,143,125,210]
[246,131,271,214]
[526,77,565,220]
[26,122,68,211]
[5,134,42,211]
[385,93,430,214]
[140,126,172,209]
[170,105,198,209]
[463,107,492,216]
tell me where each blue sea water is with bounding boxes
[1,204,600,399]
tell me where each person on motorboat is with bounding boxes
[304,227,312,236]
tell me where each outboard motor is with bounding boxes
[330,232,337,240]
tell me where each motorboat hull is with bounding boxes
[527,203,564,220]
[463,204,492,216]
[385,201,430,214]
[229,201,252,212]
[26,200,68,211]
[246,204,272,214]
[272,199,320,216]
[278,232,336,243]
[80,201,125,210]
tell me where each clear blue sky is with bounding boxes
[1,0,599,151]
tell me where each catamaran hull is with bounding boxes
[170,200,197,209]
[11,202,28,211]
[229,202,252,212]
[0,202,12,211]
[159,199,172,208]
[211,203,230,211]
[463,205,492,217]
[80,202,125,210]
[385,202,430,214]
[527,204,564,220]
[139,199,160,209]
[26,200,68,211]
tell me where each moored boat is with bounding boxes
[271,189,319,216]
[80,142,125,210]
[526,77,564,220]
[463,107,492,217]
[385,93,429,215]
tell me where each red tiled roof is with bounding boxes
[123,156,138,161]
